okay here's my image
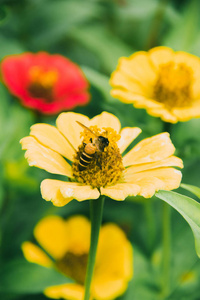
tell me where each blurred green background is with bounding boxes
[1,0,200,299]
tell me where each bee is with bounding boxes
[76,121,109,171]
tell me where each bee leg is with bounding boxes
[95,153,102,170]
[90,138,93,143]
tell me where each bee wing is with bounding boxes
[76,121,98,138]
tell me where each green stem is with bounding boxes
[144,199,156,253]
[163,122,173,134]
[84,196,105,300]
[161,201,171,297]
[145,0,169,50]
[161,121,173,297]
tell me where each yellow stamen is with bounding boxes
[72,126,124,188]
[56,252,88,284]
[29,66,58,88]
[28,66,58,101]
[153,62,193,108]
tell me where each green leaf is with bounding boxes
[0,5,8,24]
[28,0,101,47]
[124,246,160,300]
[156,190,200,258]
[181,183,200,199]
[0,259,72,294]
[0,163,4,212]
[81,66,112,102]
[0,101,34,160]
[0,35,25,60]
[163,0,200,51]
[72,25,132,73]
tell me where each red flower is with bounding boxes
[1,52,90,114]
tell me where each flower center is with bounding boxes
[56,252,88,284]
[28,66,58,102]
[72,126,124,188]
[153,62,193,108]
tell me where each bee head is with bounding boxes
[98,136,109,150]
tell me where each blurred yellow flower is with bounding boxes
[20,111,183,206]
[110,46,200,123]
[22,215,133,300]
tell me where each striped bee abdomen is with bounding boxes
[78,151,94,171]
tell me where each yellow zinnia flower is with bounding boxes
[22,215,133,300]
[110,46,200,123]
[20,111,183,206]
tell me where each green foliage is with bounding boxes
[81,66,112,103]
[156,190,200,258]
[0,259,71,294]
[163,0,200,51]
[72,25,133,73]
[181,183,200,199]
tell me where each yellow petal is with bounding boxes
[34,215,68,259]
[93,224,133,299]
[30,123,75,162]
[56,112,90,151]
[174,51,200,68]
[60,182,100,201]
[110,52,157,98]
[117,127,141,154]
[111,88,146,103]
[149,46,175,70]
[41,179,74,207]
[116,51,157,86]
[146,106,178,123]
[125,167,182,198]
[65,216,91,255]
[20,136,72,177]
[110,71,147,95]
[124,156,183,175]
[92,279,128,300]
[41,179,100,207]
[96,224,133,280]
[21,241,53,267]
[127,176,165,198]
[101,183,140,200]
[111,88,163,108]
[173,104,200,121]
[123,132,175,167]
[44,283,84,300]
[90,111,121,133]
[174,51,200,97]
